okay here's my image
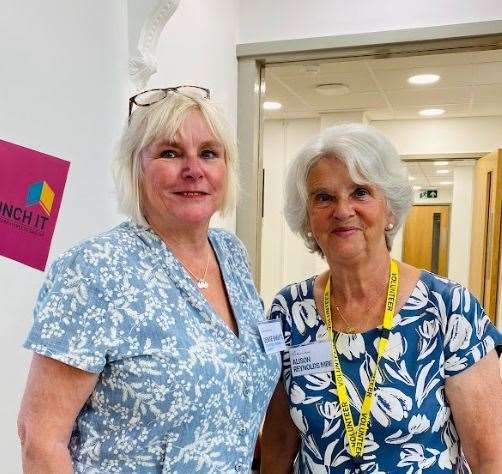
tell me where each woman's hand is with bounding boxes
[18,354,98,473]
[261,383,299,474]
[445,350,502,473]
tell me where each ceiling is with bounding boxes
[404,160,460,190]
[263,49,502,120]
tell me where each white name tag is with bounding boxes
[258,320,287,354]
[290,341,333,377]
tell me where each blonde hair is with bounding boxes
[113,92,238,227]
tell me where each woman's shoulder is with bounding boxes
[209,227,241,246]
[208,227,250,262]
[416,269,471,303]
[47,221,139,280]
[272,276,317,304]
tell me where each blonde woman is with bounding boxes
[19,87,280,473]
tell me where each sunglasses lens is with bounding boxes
[134,89,168,105]
[176,86,209,99]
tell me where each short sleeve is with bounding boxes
[24,246,117,373]
[443,285,502,377]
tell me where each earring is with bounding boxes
[307,231,313,238]
[385,223,394,231]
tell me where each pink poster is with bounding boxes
[0,139,70,271]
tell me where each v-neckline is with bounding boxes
[135,223,244,343]
[205,231,242,340]
[310,269,426,336]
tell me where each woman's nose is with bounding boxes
[332,198,355,220]
[181,154,203,181]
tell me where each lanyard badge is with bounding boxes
[323,259,399,458]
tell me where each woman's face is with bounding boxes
[140,109,227,231]
[306,155,392,263]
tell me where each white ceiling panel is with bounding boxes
[304,91,388,110]
[470,49,502,63]
[263,48,502,120]
[469,101,502,115]
[372,64,474,90]
[386,87,471,107]
[471,62,502,85]
[471,84,502,102]
[369,105,470,120]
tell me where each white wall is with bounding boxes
[152,0,239,231]
[0,1,239,471]
[261,118,325,308]
[0,2,128,471]
[448,162,475,287]
[238,0,502,43]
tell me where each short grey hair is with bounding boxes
[113,92,238,227]
[284,122,413,255]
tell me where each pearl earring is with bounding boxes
[307,231,313,238]
[385,223,394,231]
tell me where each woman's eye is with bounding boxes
[314,193,332,203]
[201,149,217,159]
[160,149,178,159]
[354,187,370,198]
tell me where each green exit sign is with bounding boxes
[419,189,438,199]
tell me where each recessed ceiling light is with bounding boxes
[413,185,422,191]
[263,101,282,110]
[433,161,449,166]
[315,83,350,96]
[440,181,453,185]
[419,108,445,117]
[408,176,416,181]
[408,74,440,85]
[436,169,450,174]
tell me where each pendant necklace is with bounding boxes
[181,251,210,289]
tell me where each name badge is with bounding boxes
[258,320,286,354]
[290,341,333,377]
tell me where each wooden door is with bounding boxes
[469,150,502,323]
[402,205,450,277]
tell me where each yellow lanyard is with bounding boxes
[322,259,399,458]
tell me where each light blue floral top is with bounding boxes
[24,221,280,473]
[269,271,502,474]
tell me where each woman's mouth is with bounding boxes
[174,191,208,198]
[333,226,358,237]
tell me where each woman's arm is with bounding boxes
[18,354,98,474]
[261,382,300,474]
[445,350,502,473]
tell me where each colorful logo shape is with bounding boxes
[26,181,55,216]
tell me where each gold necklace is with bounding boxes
[334,303,357,334]
[331,279,389,334]
[180,251,210,289]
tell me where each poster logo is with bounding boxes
[0,139,70,271]
[26,181,55,216]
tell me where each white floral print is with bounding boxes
[270,271,502,473]
[25,221,280,473]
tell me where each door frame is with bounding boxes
[236,20,502,285]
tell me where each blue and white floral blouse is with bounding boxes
[24,221,281,473]
[269,270,502,474]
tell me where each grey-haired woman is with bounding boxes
[18,87,280,473]
[261,123,502,473]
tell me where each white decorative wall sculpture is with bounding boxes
[128,0,181,93]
